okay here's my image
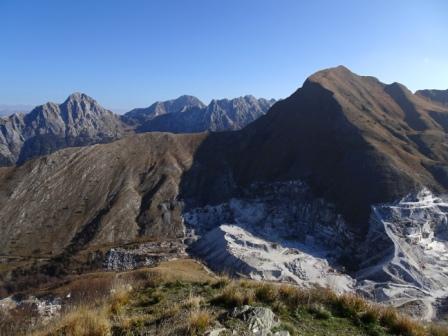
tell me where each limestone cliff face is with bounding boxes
[0,93,125,166]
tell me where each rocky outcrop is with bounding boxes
[0,93,125,165]
[104,240,186,271]
[231,305,281,336]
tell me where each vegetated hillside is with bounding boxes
[0,132,207,260]
[138,96,275,133]
[0,93,125,166]
[3,259,447,336]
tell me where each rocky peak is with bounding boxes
[0,93,125,166]
[123,95,205,125]
[64,92,94,103]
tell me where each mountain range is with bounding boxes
[1,66,448,320]
[133,95,276,133]
[0,94,274,166]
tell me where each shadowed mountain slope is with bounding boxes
[181,66,448,233]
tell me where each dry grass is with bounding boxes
[214,284,254,307]
[34,306,111,336]
[142,259,214,284]
[429,325,448,336]
[109,284,131,315]
[161,303,182,319]
[333,293,371,318]
[38,272,116,303]
[388,315,426,336]
[213,274,231,288]
[187,309,214,336]
[254,283,278,304]
[31,277,134,336]
[0,304,38,336]
[183,293,204,309]
[8,259,448,336]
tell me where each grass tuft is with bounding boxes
[213,285,254,308]
[187,309,214,336]
[109,283,131,315]
[308,303,332,320]
[183,293,203,309]
[254,283,278,304]
[40,306,110,336]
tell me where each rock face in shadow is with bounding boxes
[0,93,125,166]
[230,66,448,233]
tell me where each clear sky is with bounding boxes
[0,0,447,111]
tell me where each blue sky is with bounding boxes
[0,0,447,111]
